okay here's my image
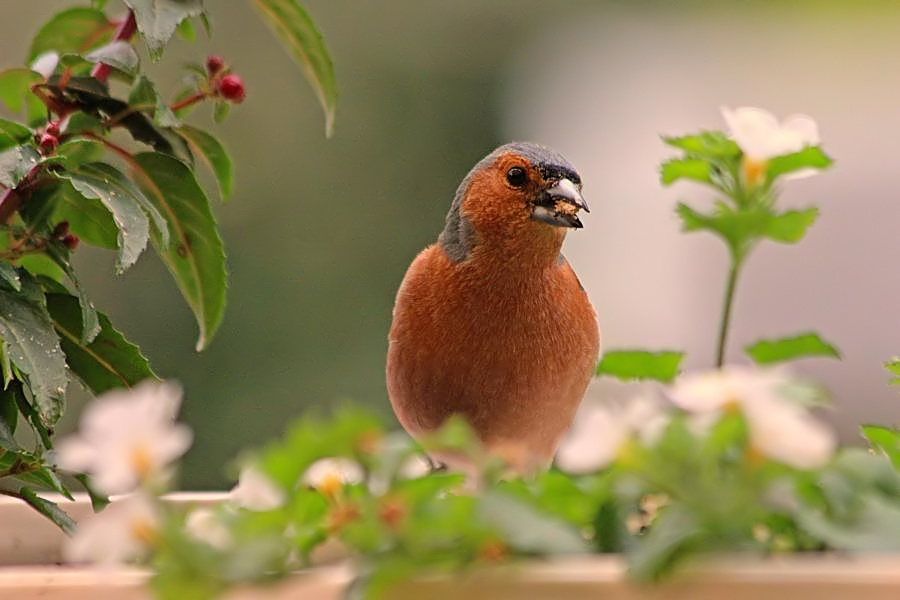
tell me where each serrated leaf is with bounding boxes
[176,125,233,200]
[766,146,833,180]
[125,0,204,60]
[478,491,587,555]
[46,293,156,394]
[63,162,153,273]
[765,208,818,244]
[129,75,180,127]
[252,0,338,136]
[131,152,226,350]
[596,350,685,383]
[0,275,67,425]
[0,69,45,125]
[744,332,840,365]
[660,158,711,185]
[862,425,900,468]
[18,487,76,535]
[0,145,40,188]
[44,244,101,345]
[662,132,740,158]
[29,7,112,62]
[676,202,772,257]
[0,263,21,292]
[84,41,140,76]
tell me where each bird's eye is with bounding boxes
[506,166,528,187]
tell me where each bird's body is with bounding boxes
[387,143,600,471]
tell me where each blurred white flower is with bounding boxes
[721,106,820,181]
[303,457,365,496]
[56,381,192,495]
[230,465,285,511]
[669,366,836,469]
[185,507,232,550]
[398,454,431,479]
[64,492,160,567]
[555,397,669,474]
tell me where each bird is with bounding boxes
[386,142,601,473]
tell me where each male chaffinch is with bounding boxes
[387,142,601,472]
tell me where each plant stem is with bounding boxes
[169,90,209,113]
[715,256,743,368]
[91,10,137,83]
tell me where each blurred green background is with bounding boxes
[3,1,900,489]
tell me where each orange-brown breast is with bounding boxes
[386,243,600,469]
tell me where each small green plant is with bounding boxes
[0,0,336,527]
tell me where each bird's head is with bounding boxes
[439,142,588,262]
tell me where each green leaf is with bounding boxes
[0,69,45,125]
[628,505,701,581]
[129,75,180,127]
[212,100,230,123]
[662,132,740,159]
[43,244,101,345]
[0,275,67,425]
[49,180,119,250]
[764,208,819,244]
[62,162,154,273]
[676,202,772,256]
[84,41,140,76]
[17,465,73,500]
[125,0,204,60]
[596,349,685,383]
[659,158,711,185]
[0,119,34,153]
[478,491,587,555]
[176,125,233,200]
[55,137,107,170]
[46,293,156,394]
[29,7,112,62]
[14,387,52,450]
[0,263,21,292]
[796,493,900,551]
[744,332,840,365]
[766,146,833,180]
[131,152,226,351]
[17,487,76,535]
[74,473,110,511]
[887,358,900,385]
[861,425,900,468]
[175,17,197,42]
[0,385,20,449]
[252,0,338,136]
[0,145,40,188]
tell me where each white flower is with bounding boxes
[185,507,232,550]
[302,458,365,496]
[64,493,160,567]
[229,465,285,511]
[669,366,836,469]
[56,381,192,495]
[555,397,669,474]
[721,106,819,161]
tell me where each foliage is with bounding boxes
[0,1,336,525]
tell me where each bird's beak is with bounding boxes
[531,178,588,229]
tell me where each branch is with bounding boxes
[91,10,137,83]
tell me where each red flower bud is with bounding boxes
[205,55,226,75]
[62,234,80,251]
[217,74,245,103]
[39,133,58,154]
[52,221,70,239]
[46,121,60,137]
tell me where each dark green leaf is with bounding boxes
[0,263,21,291]
[766,146,833,180]
[0,385,20,449]
[744,332,840,365]
[0,275,66,425]
[125,0,204,60]
[593,501,626,553]
[764,208,819,244]
[74,473,110,511]
[662,132,740,158]
[14,387,52,450]
[29,7,112,62]
[43,244,101,345]
[660,158,711,185]
[252,0,338,136]
[17,465,73,500]
[131,152,226,350]
[17,487,76,535]
[129,76,180,127]
[63,162,154,272]
[176,125,233,200]
[46,293,156,394]
[861,425,900,468]
[887,358,900,385]
[84,41,139,76]
[0,69,45,126]
[0,145,40,188]
[628,505,701,581]
[49,180,118,249]
[596,349,685,383]
[477,491,587,554]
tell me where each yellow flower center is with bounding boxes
[742,157,767,186]
[130,444,153,478]
[130,517,158,547]
[318,473,344,498]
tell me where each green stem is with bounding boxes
[715,255,743,368]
